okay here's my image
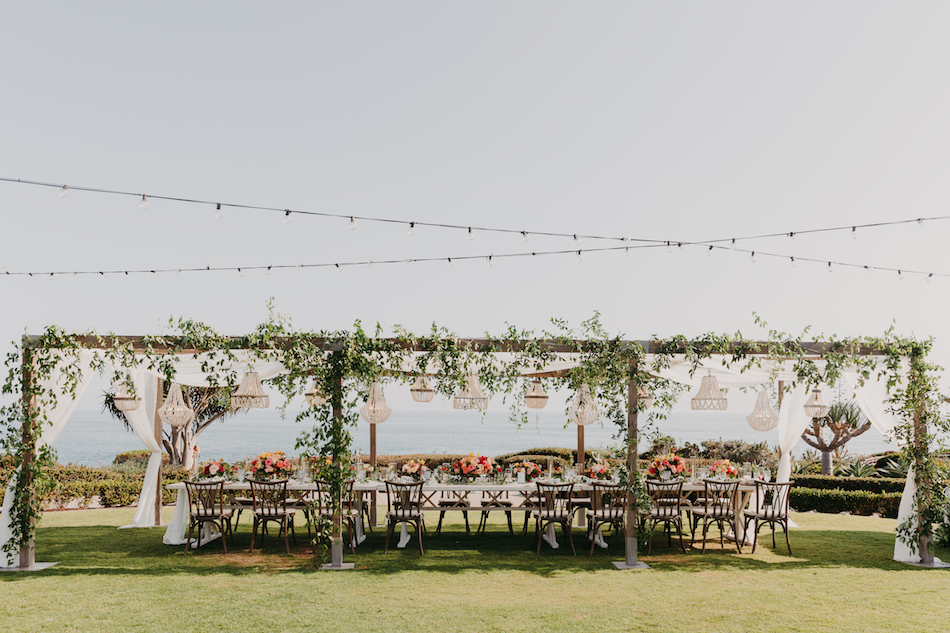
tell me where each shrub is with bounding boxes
[790,488,901,518]
[374,454,469,470]
[113,450,171,467]
[494,447,576,463]
[792,474,906,494]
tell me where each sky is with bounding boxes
[2,3,950,416]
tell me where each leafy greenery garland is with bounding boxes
[1,311,944,560]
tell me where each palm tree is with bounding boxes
[800,401,871,475]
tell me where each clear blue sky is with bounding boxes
[2,3,949,415]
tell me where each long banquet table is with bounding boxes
[164,479,762,550]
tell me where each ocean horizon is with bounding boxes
[51,408,900,467]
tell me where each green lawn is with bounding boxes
[2,507,948,632]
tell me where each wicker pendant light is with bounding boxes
[691,372,728,411]
[568,384,599,426]
[231,371,270,410]
[637,386,654,409]
[304,379,327,407]
[410,376,435,403]
[112,382,141,412]
[746,389,778,431]
[158,383,195,428]
[360,381,392,424]
[525,380,549,409]
[803,388,830,419]
[453,374,488,411]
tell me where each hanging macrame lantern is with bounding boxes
[803,388,830,419]
[158,383,195,428]
[691,372,728,410]
[304,379,327,407]
[637,386,654,409]
[453,374,488,411]
[410,376,435,403]
[360,381,392,424]
[525,380,549,409]
[112,382,141,412]
[746,389,779,431]
[231,371,270,410]
[568,384,599,426]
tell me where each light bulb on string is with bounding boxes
[266,266,271,275]
[215,203,223,219]
[284,210,291,224]
[730,238,736,250]
[467,227,474,241]
[898,270,904,280]
[666,241,673,253]
[677,242,683,251]
[706,246,713,256]
[140,195,149,209]
[404,258,410,265]
[576,250,583,262]
[865,265,872,274]
[174,269,181,274]
[447,258,453,267]
[349,217,356,230]
[408,222,415,236]
[927,273,933,282]
[573,234,580,247]
[59,186,68,198]
[238,268,243,277]
[918,219,925,228]
[827,262,833,273]
[788,232,795,241]
[487,255,493,267]
[790,257,797,268]
[750,251,756,263]
[624,246,630,257]
[851,226,857,240]
[368,261,373,268]
[522,231,528,242]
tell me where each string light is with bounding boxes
[576,250,583,262]
[140,195,149,209]
[238,268,243,277]
[927,273,933,282]
[487,254,493,267]
[667,241,673,253]
[447,258,453,267]
[707,246,713,256]
[467,227,474,241]
[283,210,291,224]
[730,239,736,250]
[59,186,68,198]
[349,217,356,230]
[408,222,415,236]
[367,261,373,268]
[266,266,271,275]
[790,257,797,268]
[522,231,528,242]
[624,246,630,257]
[898,270,904,280]
[827,262,833,273]
[750,251,756,263]
[573,234,580,247]
[677,242,683,251]
[788,232,795,241]
[918,219,925,227]
[215,203,222,219]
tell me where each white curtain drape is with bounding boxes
[776,383,811,484]
[117,370,163,529]
[0,350,98,567]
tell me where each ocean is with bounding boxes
[50,408,899,467]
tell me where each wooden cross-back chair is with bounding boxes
[645,479,687,554]
[533,481,576,556]
[184,480,235,554]
[587,482,626,555]
[690,479,742,554]
[743,480,793,554]
[248,479,297,554]
[384,480,425,555]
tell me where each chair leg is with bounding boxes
[732,518,742,554]
[676,519,686,553]
[436,511,446,535]
[463,511,470,535]
[772,522,777,548]
[417,520,424,555]
[184,520,194,555]
[536,520,544,555]
[283,518,290,555]
[563,520,576,556]
[249,518,258,553]
[783,520,792,555]
[506,510,513,535]
[589,519,598,556]
[384,520,393,554]
[701,519,709,553]
[647,520,655,556]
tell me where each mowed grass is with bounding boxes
[2,507,949,632]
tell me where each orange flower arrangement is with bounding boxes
[248,450,293,479]
[647,453,687,479]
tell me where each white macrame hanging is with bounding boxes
[637,386,654,409]
[305,379,327,407]
[568,384,599,426]
[691,372,728,411]
[525,380,549,409]
[803,387,830,418]
[746,389,779,431]
[360,381,392,424]
[410,376,435,403]
[231,371,270,411]
[112,382,141,412]
[453,374,488,411]
[158,383,195,428]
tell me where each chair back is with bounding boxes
[591,482,626,520]
[646,479,684,519]
[535,481,574,519]
[755,480,792,519]
[310,479,333,517]
[342,480,360,514]
[185,480,225,517]
[702,479,739,516]
[385,480,423,519]
[249,479,290,516]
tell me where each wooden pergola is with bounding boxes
[11,333,927,571]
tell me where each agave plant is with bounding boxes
[836,459,878,478]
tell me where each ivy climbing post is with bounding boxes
[18,345,35,569]
[615,358,647,569]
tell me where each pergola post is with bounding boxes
[911,354,934,565]
[614,359,648,569]
[369,422,378,527]
[154,379,164,526]
[322,370,354,570]
[18,346,36,570]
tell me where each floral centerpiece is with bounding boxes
[647,453,687,481]
[708,459,738,479]
[511,461,542,481]
[199,458,230,480]
[401,459,426,481]
[452,453,499,479]
[587,462,613,481]
[248,450,294,479]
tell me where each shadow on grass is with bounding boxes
[4,516,946,580]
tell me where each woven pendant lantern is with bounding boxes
[568,384,599,426]
[453,374,488,411]
[112,382,141,412]
[305,379,327,407]
[410,376,435,403]
[231,371,270,410]
[746,390,779,431]
[360,381,392,424]
[691,372,728,411]
[158,383,195,429]
[525,380,549,409]
[803,388,830,419]
[637,386,654,409]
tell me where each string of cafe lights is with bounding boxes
[2,175,949,249]
[0,176,945,281]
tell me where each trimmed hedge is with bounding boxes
[793,474,906,494]
[495,447,576,463]
[790,488,901,519]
